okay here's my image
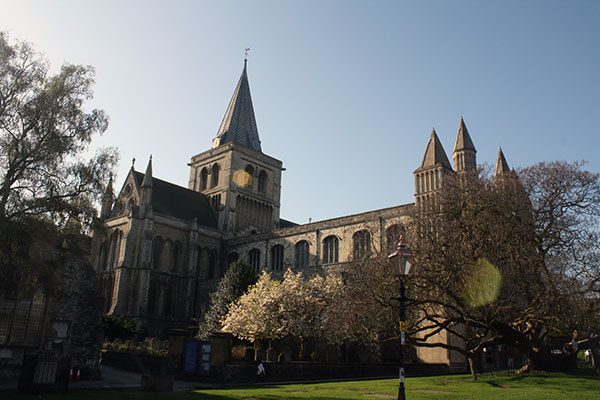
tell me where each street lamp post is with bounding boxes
[388,236,415,400]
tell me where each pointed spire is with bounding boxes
[494,147,511,177]
[452,117,477,171]
[453,117,476,154]
[141,156,153,211]
[100,174,114,219]
[419,129,452,170]
[142,155,153,188]
[211,61,261,151]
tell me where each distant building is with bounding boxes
[93,60,512,367]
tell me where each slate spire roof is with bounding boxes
[453,116,476,154]
[212,60,262,151]
[494,146,511,177]
[418,128,452,170]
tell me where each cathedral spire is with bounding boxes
[452,117,477,171]
[419,128,452,170]
[212,60,261,151]
[494,146,511,177]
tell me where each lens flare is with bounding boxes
[232,169,252,187]
[460,257,502,307]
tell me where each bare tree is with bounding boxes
[408,162,600,377]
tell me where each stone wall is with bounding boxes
[227,204,413,273]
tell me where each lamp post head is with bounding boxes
[387,235,415,277]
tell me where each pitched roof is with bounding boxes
[453,117,476,154]
[132,171,218,229]
[494,146,511,177]
[418,129,452,170]
[212,60,261,151]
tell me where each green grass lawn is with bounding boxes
[3,370,599,400]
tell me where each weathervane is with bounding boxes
[245,48,250,59]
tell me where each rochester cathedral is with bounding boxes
[92,60,512,364]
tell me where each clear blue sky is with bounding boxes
[2,0,598,224]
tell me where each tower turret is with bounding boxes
[140,156,153,216]
[494,146,511,178]
[414,129,453,212]
[452,117,477,172]
[100,175,114,219]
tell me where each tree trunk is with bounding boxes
[591,348,599,375]
[298,338,305,360]
[468,354,478,381]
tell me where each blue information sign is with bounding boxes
[183,340,199,374]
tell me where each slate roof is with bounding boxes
[453,117,476,154]
[418,129,452,170]
[494,147,511,177]
[279,218,298,229]
[133,171,217,229]
[212,60,262,151]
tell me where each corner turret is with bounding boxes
[452,117,477,172]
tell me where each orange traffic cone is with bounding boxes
[69,368,74,381]
[76,369,81,381]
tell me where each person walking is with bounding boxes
[256,361,266,383]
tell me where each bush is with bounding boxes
[101,315,140,341]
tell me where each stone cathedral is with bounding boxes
[92,60,512,365]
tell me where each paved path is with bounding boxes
[0,364,208,392]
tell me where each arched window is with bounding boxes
[295,240,310,268]
[147,281,158,315]
[248,248,261,272]
[258,170,268,194]
[107,231,118,270]
[199,167,208,191]
[244,165,254,188]
[99,240,109,271]
[323,236,339,264]
[353,230,371,260]
[171,242,181,272]
[112,230,122,269]
[208,249,217,279]
[211,164,220,188]
[164,286,173,317]
[386,224,406,253]
[270,245,284,271]
[151,237,162,270]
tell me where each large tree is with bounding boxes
[408,162,600,377]
[0,32,116,225]
[197,260,258,339]
[0,32,117,288]
[221,269,345,358]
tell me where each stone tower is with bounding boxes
[413,129,453,212]
[452,117,477,172]
[188,60,283,235]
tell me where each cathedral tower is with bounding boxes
[414,129,453,212]
[188,60,283,235]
